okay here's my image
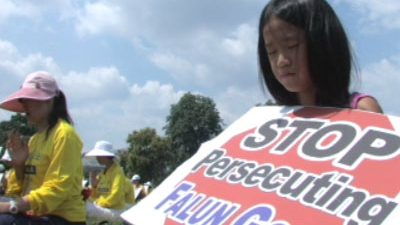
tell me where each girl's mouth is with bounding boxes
[280,73,295,78]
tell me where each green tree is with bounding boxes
[121,128,173,185]
[255,99,276,106]
[0,114,36,156]
[164,93,223,169]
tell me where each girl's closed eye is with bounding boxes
[267,49,277,56]
[286,39,301,49]
[288,43,299,49]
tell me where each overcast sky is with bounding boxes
[0,0,399,150]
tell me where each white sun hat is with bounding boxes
[85,140,115,157]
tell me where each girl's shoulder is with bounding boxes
[52,120,84,147]
[350,92,370,109]
[350,92,383,113]
[54,120,81,137]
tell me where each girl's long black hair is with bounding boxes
[46,91,73,137]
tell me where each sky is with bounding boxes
[0,0,399,151]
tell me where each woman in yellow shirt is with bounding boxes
[85,140,132,222]
[0,71,86,224]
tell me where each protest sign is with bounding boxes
[121,106,400,225]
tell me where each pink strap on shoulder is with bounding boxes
[351,93,371,109]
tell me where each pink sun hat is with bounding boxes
[0,71,59,112]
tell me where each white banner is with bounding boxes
[121,106,400,225]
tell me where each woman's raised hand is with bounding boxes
[6,130,29,168]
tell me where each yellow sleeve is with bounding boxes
[5,170,22,198]
[125,178,135,204]
[27,126,83,214]
[95,166,126,209]
[89,174,101,200]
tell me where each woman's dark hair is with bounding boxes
[46,91,73,137]
[258,0,353,107]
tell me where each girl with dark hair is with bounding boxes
[258,0,382,112]
[0,71,86,224]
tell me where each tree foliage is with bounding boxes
[121,128,173,185]
[164,93,223,169]
[256,99,276,106]
[120,93,224,186]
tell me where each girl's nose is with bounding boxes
[277,52,290,67]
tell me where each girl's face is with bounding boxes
[263,16,315,103]
[19,98,53,130]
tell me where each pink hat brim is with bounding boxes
[0,88,55,112]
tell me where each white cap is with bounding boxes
[131,174,141,181]
[85,140,115,157]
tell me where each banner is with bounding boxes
[121,106,400,225]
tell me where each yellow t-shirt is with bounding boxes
[91,163,127,209]
[7,120,86,222]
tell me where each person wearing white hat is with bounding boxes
[0,71,86,224]
[84,140,132,223]
[131,174,146,201]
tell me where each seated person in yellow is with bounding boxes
[0,71,86,225]
[131,174,146,202]
[85,140,129,222]
[0,150,17,200]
